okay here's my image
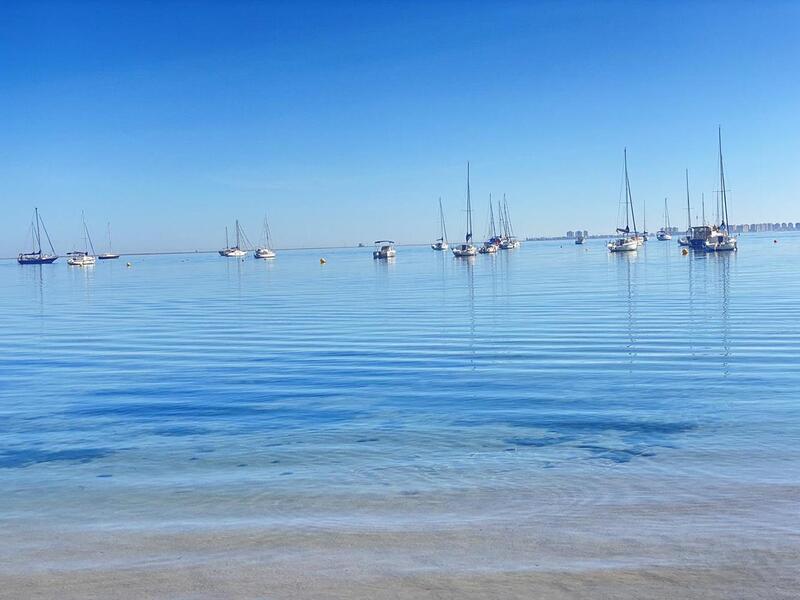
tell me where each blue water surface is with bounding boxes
[1,234,799,530]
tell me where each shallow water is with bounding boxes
[1,235,799,542]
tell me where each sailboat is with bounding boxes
[218,220,247,257]
[98,222,120,259]
[67,212,97,266]
[18,208,59,264]
[452,162,477,257]
[431,198,449,251]
[254,215,277,259]
[479,194,499,254]
[677,170,692,246]
[608,149,639,253]
[704,127,737,252]
[498,194,520,249]
[656,199,672,241]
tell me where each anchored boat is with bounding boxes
[431,198,449,251]
[373,240,396,259]
[656,198,672,241]
[254,215,277,259]
[219,221,248,257]
[67,212,97,266]
[608,149,639,253]
[18,208,58,264]
[452,162,477,257]
[98,222,120,259]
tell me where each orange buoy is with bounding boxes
[320,258,327,264]
[681,248,688,256]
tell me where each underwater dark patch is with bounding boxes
[0,448,113,469]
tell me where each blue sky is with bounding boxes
[2,1,799,253]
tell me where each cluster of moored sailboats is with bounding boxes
[372,162,522,260]
[608,128,738,254]
[16,130,743,266]
[17,210,119,266]
[217,217,277,259]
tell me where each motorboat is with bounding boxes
[373,240,396,259]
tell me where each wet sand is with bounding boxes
[3,510,798,600]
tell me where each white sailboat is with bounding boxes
[478,195,499,254]
[608,149,639,253]
[254,215,277,259]
[498,194,520,249]
[656,198,672,241]
[431,198,449,251]
[98,222,120,259]
[67,212,97,266]
[219,220,248,257]
[452,162,477,257]
[704,127,737,252]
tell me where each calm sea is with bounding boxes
[2,235,799,544]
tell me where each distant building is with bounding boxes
[583,230,589,239]
[566,231,575,239]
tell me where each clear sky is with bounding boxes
[3,1,799,253]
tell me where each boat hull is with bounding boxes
[18,255,58,265]
[97,254,120,260]
[254,248,276,259]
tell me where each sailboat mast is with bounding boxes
[488,195,496,238]
[466,162,472,242]
[625,149,638,234]
[236,219,241,249]
[35,207,42,254]
[701,193,706,226]
[685,169,692,229]
[438,197,447,242]
[225,226,229,248]
[718,127,730,231]
[107,222,113,253]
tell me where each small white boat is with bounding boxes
[373,240,396,259]
[704,236,737,252]
[478,241,498,254]
[656,198,672,240]
[67,251,96,266]
[431,198,449,251]
[453,243,477,257]
[608,149,640,254]
[67,212,97,266]
[608,237,638,253]
[453,162,477,258]
[97,222,120,259]
[497,194,521,249]
[702,128,738,253]
[219,220,249,257]
[254,215,277,259]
